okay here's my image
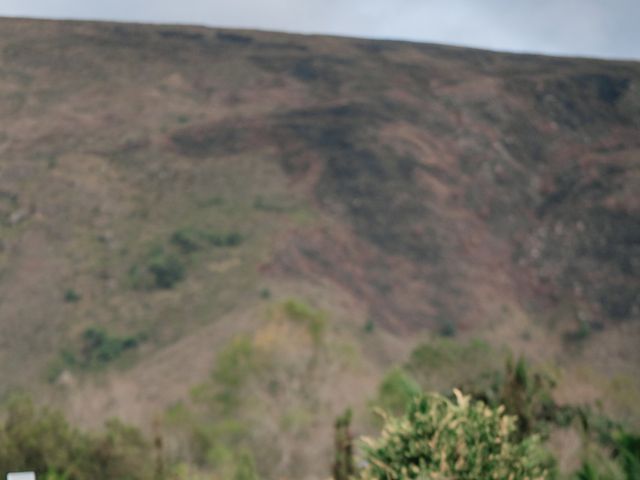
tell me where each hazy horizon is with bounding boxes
[1,0,639,61]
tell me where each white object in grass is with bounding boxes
[7,473,36,480]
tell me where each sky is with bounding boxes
[1,0,639,60]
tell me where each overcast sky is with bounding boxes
[2,0,639,60]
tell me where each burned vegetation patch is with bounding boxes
[250,54,349,88]
[171,122,250,158]
[158,29,206,42]
[598,283,639,321]
[216,31,253,45]
[273,103,444,264]
[519,159,640,326]
[525,72,632,130]
[576,207,640,276]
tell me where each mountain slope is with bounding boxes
[0,17,639,478]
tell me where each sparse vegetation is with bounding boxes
[171,227,243,253]
[13,342,640,480]
[130,228,243,290]
[209,336,263,412]
[280,298,327,346]
[405,338,504,396]
[563,319,597,344]
[146,249,185,288]
[253,196,292,213]
[259,287,271,299]
[77,327,143,369]
[363,318,375,333]
[171,227,209,254]
[1,16,640,480]
[63,288,81,303]
[208,231,243,247]
[438,319,457,337]
[165,336,266,477]
[130,245,186,290]
[49,327,144,377]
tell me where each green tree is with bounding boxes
[0,396,155,480]
[233,450,259,480]
[358,390,552,479]
[374,368,421,415]
[333,409,355,480]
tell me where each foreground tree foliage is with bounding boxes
[0,395,155,480]
[333,409,355,480]
[358,390,552,480]
[2,380,638,480]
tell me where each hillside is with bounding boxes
[0,17,639,478]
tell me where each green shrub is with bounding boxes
[568,411,640,480]
[0,396,155,480]
[63,289,81,303]
[50,328,143,374]
[614,431,640,479]
[171,227,208,254]
[333,409,355,480]
[405,338,503,402]
[253,196,295,213]
[573,458,625,480]
[0,396,81,476]
[191,336,265,415]
[233,450,259,480]
[148,249,185,288]
[44,349,77,382]
[563,320,593,343]
[130,246,186,290]
[170,227,243,253]
[131,228,242,290]
[407,338,492,371]
[374,368,421,415]
[167,337,267,476]
[212,337,257,393]
[172,406,252,472]
[497,355,557,437]
[281,299,327,345]
[78,327,141,368]
[439,319,457,337]
[363,318,375,333]
[259,288,271,299]
[207,231,243,247]
[358,390,552,479]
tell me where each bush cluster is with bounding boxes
[359,390,552,480]
[281,299,327,346]
[170,228,242,254]
[0,396,155,480]
[130,245,186,290]
[77,327,142,368]
[131,227,243,290]
[47,327,144,381]
[373,368,421,415]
